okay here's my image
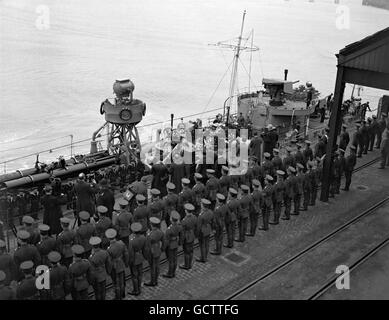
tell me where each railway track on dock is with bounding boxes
[226,195,389,300]
[308,235,389,300]
[89,156,381,299]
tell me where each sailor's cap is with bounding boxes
[297,163,304,169]
[136,194,146,202]
[264,152,271,158]
[338,148,345,153]
[150,188,161,196]
[22,215,34,225]
[97,205,108,214]
[167,182,176,190]
[201,198,211,205]
[89,236,102,246]
[241,184,250,192]
[216,193,226,201]
[372,115,377,119]
[79,211,90,221]
[222,165,229,172]
[206,169,215,174]
[131,222,142,233]
[194,173,203,179]
[38,224,50,233]
[288,166,297,173]
[276,170,285,176]
[170,211,180,221]
[181,178,190,185]
[296,143,302,148]
[0,270,6,282]
[105,228,117,239]
[350,145,357,151]
[20,260,34,271]
[149,217,161,225]
[17,230,30,240]
[252,179,261,187]
[355,121,361,126]
[72,245,84,255]
[118,199,129,207]
[48,251,61,263]
[60,217,71,224]
[184,203,195,211]
[273,148,279,153]
[229,188,238,195]
[381,113,387,117]
[265,175,274,181]
[342,124,348,128]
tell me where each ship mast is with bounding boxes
[227,10,247,118]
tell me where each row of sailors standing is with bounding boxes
[1,138,360,300]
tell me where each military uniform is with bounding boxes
[163,212,183,277]
[147,189,165,223]
[283,149,295,171]
[179,204,198,270]
[178,179,196,219]
[260,176,274,230]
[225,189,239,248]
[211,195,227,255]
[133,195,148,234]
[36,225,57,266]
[56,217,76,268]
[301,168,311,211]
[236,185,252,242]
[262,153,274,177]
[361,121,369,154]
[69,245,92,300]
[13,231,41,280]
[163,183,179,226]
[343,146,357,191]
[88,237,112,300]
[308,164,319,206]
[271,171,285,224]
[106,229,128,300]
[76,211,96,259]
[144,218,164,286]
[218,168,231,198]
[249,180,263,235]
[376,115,387,148]
[294,145,306,167]
[114,200,132,247]
[0,270,15,300]
[0,240,17,286]
[303,141,314,162]
[339,127,350,151]
[95,206,112,250]
[205,170,220,209]
[271,149,283,172]
[282,167,296,220]
[128,223,147,295]
[196,199,213,262]
[47,251,70,300]
[293,165,304,215]
[369,116,379,151]
[330,154,342,197]
[16,261,39,300]
[21,216,40,245]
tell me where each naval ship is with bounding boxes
[0,11,329,193]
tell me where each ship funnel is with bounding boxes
[284,69,288,81]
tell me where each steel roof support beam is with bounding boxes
[320,66,345,202]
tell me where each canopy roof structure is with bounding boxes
[321,27,389,201]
